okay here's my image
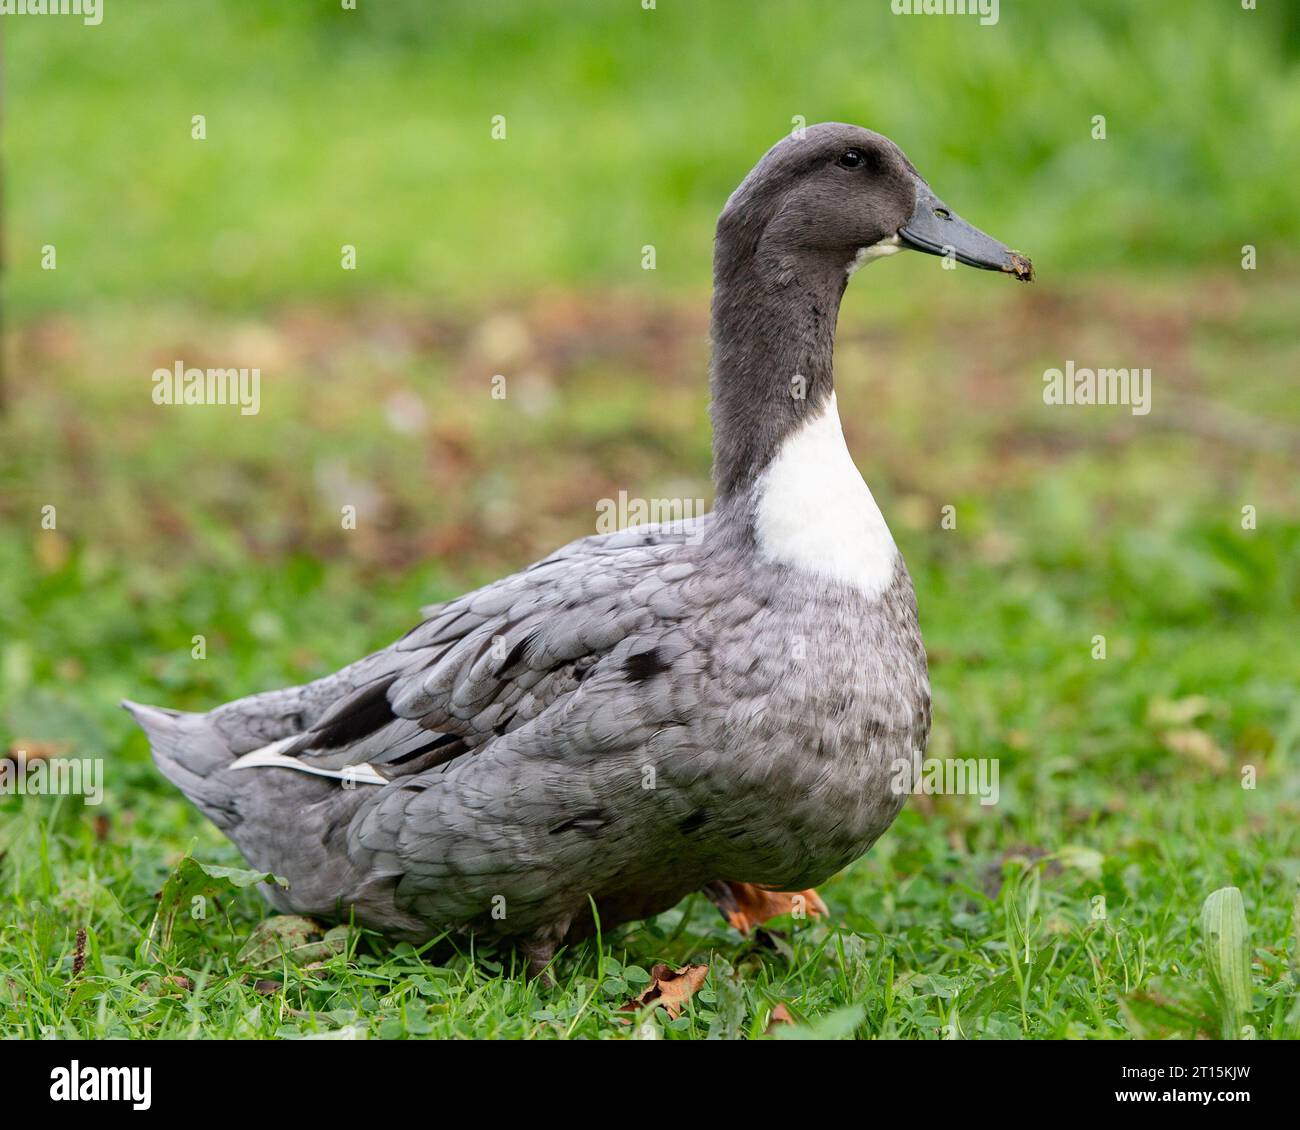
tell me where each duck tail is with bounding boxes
[121,700,241,830]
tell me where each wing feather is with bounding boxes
[226,515,711,783]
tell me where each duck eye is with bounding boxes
[838,149,866,169]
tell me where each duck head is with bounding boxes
[709,123,1032,503]
[718,121,1034,283]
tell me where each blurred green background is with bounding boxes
[1,1,1298,1038]
[6,0,1300,312]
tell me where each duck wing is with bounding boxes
[217,514,712,783]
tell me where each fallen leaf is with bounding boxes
[35,532,70,573]
[5,739,71,763]
[764,1003,794,1035]
[706,881,828,933]
[1162,729,1228,773]
[620,963,708,1020]
[156,975,193,995]
[1147,695,1217,727]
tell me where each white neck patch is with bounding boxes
[753,392,898,598]
[847,233,903,276]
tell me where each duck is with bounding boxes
[125,123,1032,976]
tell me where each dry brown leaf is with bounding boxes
[6,739,72,763]
[1162,729,1228,773]
[35,532,70,573]
[764,1002,795,1035]
[709,881,828,933]
[1147,695,1217,727]
[620,963,709,1020]
[157,975,193,995]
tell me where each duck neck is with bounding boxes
[708,241,849,506]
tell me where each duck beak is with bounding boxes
[899,181,1034,282]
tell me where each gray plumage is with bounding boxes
[127,124,1031,971]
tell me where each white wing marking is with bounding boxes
[229,738,389,786]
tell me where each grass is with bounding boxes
[3,273,1298,1039]
[2,2,1299,1039]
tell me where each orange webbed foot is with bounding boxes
[704,881,828,933]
